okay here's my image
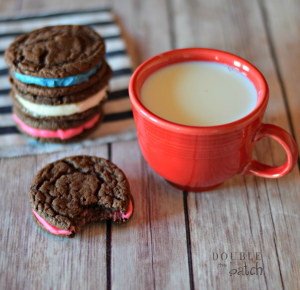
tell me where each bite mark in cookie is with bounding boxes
[32,199,133,236]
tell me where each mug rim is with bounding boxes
[129,48,269,134]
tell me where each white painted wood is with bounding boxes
[0,0,299,289]
[111,140,190,290]
[171,0,300,289]
[0,146,109,290]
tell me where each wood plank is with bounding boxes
[111,140,190,290]
[108,2,190,289]
[110,0,175,69]
[261,0,300,158]
[258,1,300,288]
[19,0,107,16]
[0,1,188,290]
[1,0,299,289]
[0,3,112,290]
[0,145,109,290]
[0,0,22,18]
[170,0,300,289]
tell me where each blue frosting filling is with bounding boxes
[14,62,102,87]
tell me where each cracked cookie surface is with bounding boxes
[5,25,105,78]
[29,155,133,237]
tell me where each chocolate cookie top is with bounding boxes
[5,25,105,78]
[29,156,132,231]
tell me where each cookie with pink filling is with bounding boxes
[29,155,134,238]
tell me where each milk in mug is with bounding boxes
[141,61,257,126]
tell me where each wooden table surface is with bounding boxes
[1,0,300,289]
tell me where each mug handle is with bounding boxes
[241,123,298,178]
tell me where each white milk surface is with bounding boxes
[141,61,257,126]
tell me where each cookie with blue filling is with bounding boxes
[11,63,112,105]
[9,59,108,97]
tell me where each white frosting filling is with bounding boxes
[15,87,108,117]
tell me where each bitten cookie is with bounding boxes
[29,156,134,238]
[5,25,112,142]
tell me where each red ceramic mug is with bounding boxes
[129,48,298,192]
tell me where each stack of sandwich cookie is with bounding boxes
[5,25,112,142]
[29,155,134,238]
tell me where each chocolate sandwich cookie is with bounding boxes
[5,25,112,142]
[12,65,112,105]
[15,113,104,143]
[29,155,134,238]
[13,104,104,143]
[9,60,108,97]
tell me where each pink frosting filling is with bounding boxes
[13,113,100,140]
[32,209,74,235]
[123,200,133,219]
[32,200,133,236]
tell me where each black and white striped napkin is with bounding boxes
[0,8,136,158]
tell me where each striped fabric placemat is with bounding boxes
[0,8,136,158]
